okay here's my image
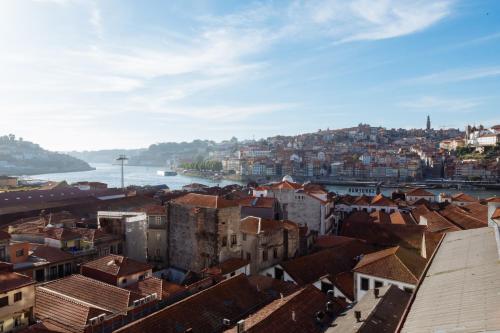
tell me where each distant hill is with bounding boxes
[68,148,146,164]
[0,134,93,176]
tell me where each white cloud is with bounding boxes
[399,96,481,112]
[406,66,500,84]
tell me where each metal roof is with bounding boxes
[400,226,500,332]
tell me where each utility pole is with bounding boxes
[116,155,128,189]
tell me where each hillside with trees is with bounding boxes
[0,134,93,176]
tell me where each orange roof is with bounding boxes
[224,286,345,333]
[389,211,416,225]
[240,217,283,235]
[491,208,500,220]
[30,244,74,263]
[0,271,34,293]
[82,255,152,277]
[239,197,277,209]
[370,194,397,207]
[370,210,391,224]
[353,246,427,285]
[172,193,237,209]
[451,192,477,203]
[115,274,268,333]
[439,205,486,230]
[406,188,435,197]
[420,211,460,233]
[313,235,359,250]
[269,181,302,190]
[35,287,111,333]
[125,277,185,301]
[39,274,141,313]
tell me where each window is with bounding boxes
[231,234,237,247]
[49,266,57,280]
[374,280,383,288]
[242,233,247,241]
[156,233,161,241]
[262,250,268,262]
[246,252,251,261]
[155,216,162,224]
[65,263,72,275]
[155,249,160,257]
[16,249,24,257]
[404,287,413,293]
[35,269,45,282]
[0,297,8,307]
[360,277,369,291]
[321,281,333,293]
[0,321,3,333]
[273,248,278,259]
[222,236,227,247]
[14,317,20,327]
[14,292,22,302]
[122,278,127,285]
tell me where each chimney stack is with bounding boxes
[374,288,380,298]
[355,310,362,322]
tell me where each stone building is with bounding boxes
[167,193,241,273]
[253,177,334,235]
[140,205,168,268]
[240,216,299,274]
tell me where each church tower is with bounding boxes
[426,115,431,131]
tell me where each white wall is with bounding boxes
[259,265,296,284]
[355,272,415,301]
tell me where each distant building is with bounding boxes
[426,115,431,131]
[0,176,18,188]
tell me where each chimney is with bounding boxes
[236,320,245,333]
[355,311,362,322]
[374,288,380,298]
[222,318,231,327]
[327,289,334,300]
[291,310,296,322]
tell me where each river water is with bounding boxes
[29,163,498,199]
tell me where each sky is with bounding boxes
[0,0,499,151]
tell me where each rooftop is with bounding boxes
[400,227,500,332]
[327,285,411,333]
[81,254,152,277]
[240,216,283,235]
[172,193,237,209]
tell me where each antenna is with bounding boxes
[116,155,128,189]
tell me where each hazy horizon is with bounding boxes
[1,0,499,151]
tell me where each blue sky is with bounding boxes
[0,0,499,150]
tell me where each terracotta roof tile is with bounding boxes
[451,192,478,203]
[370,194,397,207]
[115,274,268,333]
[35,287,111,333]
[240,217,283,235]
[239,197,277,209]
[30,244,73,263]
[281,241,377,285]
[172,193,238,209]
[225,286,345,333]
[125,276,185,301]
[439,205,487,230]
[0,271,34,293]
[421,211,461,233]
[332,271,354,301]
[405,188,435,197]
[492,208,500,220]
[40,274,140,313]
[81,254,152,277]
[389,211,416,225]
[353,246,427,285]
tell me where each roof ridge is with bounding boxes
[38,286,112,313]
[354,246,398,269]
[393,249,421,282]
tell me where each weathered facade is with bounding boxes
[167,194,241,273]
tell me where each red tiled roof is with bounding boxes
[390,211,417,225]
[224,286,345,333]
[352,195,372,206]
[115,274,268,333]
[139,205,166,215]
[439,205,487,230]
[492,208,500,220]
[81,254,152,277]
[30,244,74,263]
[353,246,427,285]
[240,217,283,235]
[370,194,397,207]
[247,275,299,298]
[406,188,435,197]
[0,271,34,293]
[172,193,237,209]
[44,228,82,241]
[340,221,426,251]
[332,271,354,301]
[410,204,432,223]
[370,210,391,224]
[269,181,302,190]
[125,277,185,301]
[281,241,377,285]
[313,235,360,250]
[422,211,461,233]
[40,274,141,313]
[457,202,488,224]
[451,192,478,203]
[35,287,111,333]
[239,197,277,209]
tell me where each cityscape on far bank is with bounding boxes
[1,0,500,332]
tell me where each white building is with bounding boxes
[352,246,426,301]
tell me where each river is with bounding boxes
[28,163,499,198]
